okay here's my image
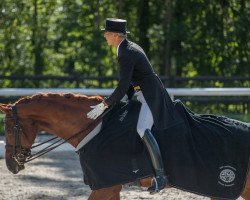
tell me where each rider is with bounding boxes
[87,18,178,193]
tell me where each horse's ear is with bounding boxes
[0,104,11,114]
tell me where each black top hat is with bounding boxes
[101,18,130,34]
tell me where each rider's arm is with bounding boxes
[104,54,135,106]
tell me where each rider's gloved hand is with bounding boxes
[87,102,108,120]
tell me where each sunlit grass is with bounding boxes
[0,114,4,135]
[228,114,250,123]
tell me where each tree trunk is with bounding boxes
[138,0,150,56]
[32,0,43,76]
[163,0,173,79]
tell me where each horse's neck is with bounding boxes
[17,98,100,147]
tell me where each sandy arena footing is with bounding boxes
[1,150,235,200]
[0,134,244,200]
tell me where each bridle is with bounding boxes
[5,106,31,166]
[4,104,108,167]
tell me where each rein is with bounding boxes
[25,127,88,163]
[6,105,111,165]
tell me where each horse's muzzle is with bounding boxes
[5,157,25,174]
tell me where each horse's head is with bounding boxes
[0,103,38,174]
[0,93,103,174]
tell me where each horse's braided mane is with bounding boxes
[13,93,103,105]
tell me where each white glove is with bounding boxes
[87,102,108,120]
[120,94,128,102]
[135,91,146,103]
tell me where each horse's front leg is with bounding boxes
[88,185,122,200]
[241,171,250,200]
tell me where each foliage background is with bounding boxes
[1,0,249,82]
[0,0,249,133]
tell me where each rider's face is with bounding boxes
[104,32,117,46]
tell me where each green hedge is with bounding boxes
[0,114,4,135]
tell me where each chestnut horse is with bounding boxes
[0,93,249,200]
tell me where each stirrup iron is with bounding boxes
[147,170,167,194]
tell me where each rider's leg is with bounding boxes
[137,101,168,194]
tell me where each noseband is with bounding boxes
[5,106,31,166]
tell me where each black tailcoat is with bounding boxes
[105,39,181,130]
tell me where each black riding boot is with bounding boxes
[142,129,168,194]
